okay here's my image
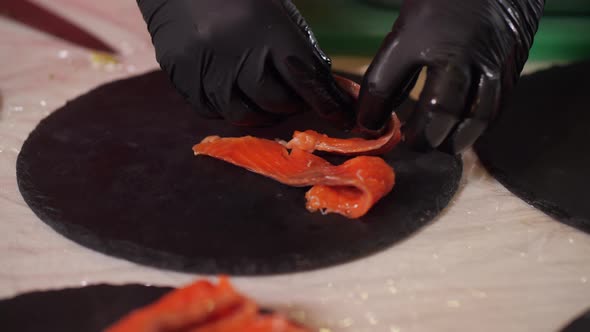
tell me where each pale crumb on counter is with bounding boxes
[90,52,119,66]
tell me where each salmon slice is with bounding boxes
[193,136,395,219]
[282,75,402,156]
[105,277,308,332]
[283,114,402,156]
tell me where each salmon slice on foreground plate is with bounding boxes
[192,77,400,219]
[106,277,308,332]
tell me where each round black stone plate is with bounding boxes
[16,70,462,274]
[562,308,590,332]
[475,61,590,233]
[0,285,171,332]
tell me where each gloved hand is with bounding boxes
[357,0,545,153]
[136,0,354,127]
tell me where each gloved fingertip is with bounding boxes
[403,109,459,152]
[424,112,458,147]
[278,56,357,129]
[442,118,488,154]
[356,90,393,136]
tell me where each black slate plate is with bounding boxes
[562,308,590,332]
[0,285,171,332]
[475,61,590,233]
[1,285,586,331]
[16,70,462,275]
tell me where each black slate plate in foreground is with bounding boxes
[475,61,590,233]
[16,70,462,275]
[562,308,590,332]
[0,285,171,332]
[2,285,586,332]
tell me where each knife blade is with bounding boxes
[1,1,117,54]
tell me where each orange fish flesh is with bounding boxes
[193,136,395,219]
[105,276,308,332]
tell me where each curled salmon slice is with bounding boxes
[284,114,401,156]
[283,75,402,156]
[105,276,307,332]
[193,136,395,219]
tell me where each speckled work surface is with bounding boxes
[1,1,589,332]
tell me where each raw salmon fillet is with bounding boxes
[105,276,308,332]
[283,75,402,156]
[284,114,402,156]
[193,136,395,219]
[192,76,399,219]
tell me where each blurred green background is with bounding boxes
[362,0,590,14]
[296,0,590,62]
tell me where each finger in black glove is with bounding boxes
[137,0,355,127]
[357,0,545,153]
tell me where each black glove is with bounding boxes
[136,0,354,127]
[357,0,545,153]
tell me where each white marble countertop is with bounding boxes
[1,1,589,331]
